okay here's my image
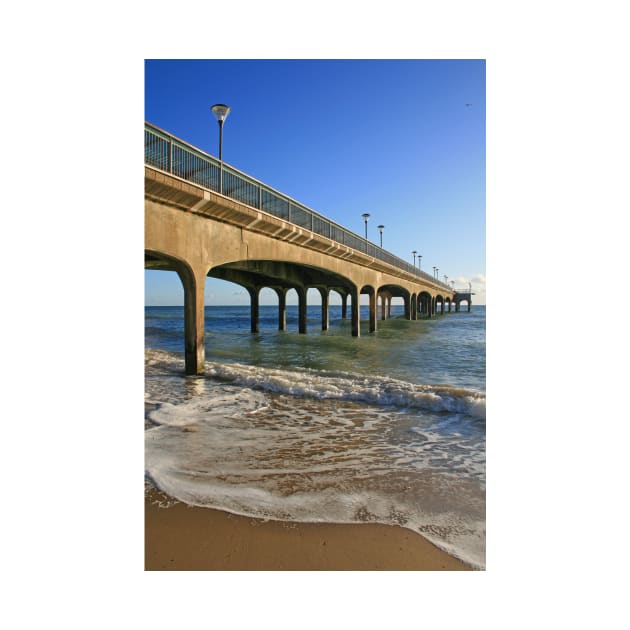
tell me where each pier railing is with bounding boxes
[145,122,452,291]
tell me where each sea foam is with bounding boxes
[144,349,486,569]
[204,360,485,420]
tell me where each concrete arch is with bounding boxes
[145,249,205,286]
[377,290,391,320]
[145,249,206,375]
[418,291,432,318]
[315,287,330,331]
[436,294,445,315]
[378,283,412,320]
[454,295,472,312]
[255,287,287,331]
[208,259,356,336]
[208,259,354,294]
[328,287,349,320]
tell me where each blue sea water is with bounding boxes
[145,304,486,568]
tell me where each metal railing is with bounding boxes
[145,122,453,291]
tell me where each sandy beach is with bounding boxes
[145,486,472,571]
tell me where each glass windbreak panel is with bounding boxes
[312,215,331,238]
[330,225,345,245]
[290,204,313,230]
[171,146,190,180]
[382,251,400,268]
[344,232,365,252]
[262,190,289,220]
[223,170,259,207]
[190,157,218,190]
[196,161,219,191]
[145,131,170,171]
[171,146,220,192]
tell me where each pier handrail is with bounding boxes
[145,122,453,292]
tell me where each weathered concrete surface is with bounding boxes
[145,167,456,373]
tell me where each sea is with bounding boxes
[145,303,486,569]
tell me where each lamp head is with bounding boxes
[211,103,231,123]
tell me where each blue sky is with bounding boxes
[145,59,485,305]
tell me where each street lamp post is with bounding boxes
[436,268,439,281]
[412,250,417,268]
[432,266,436,278]
[362,213,370,252]
[444,275,448,285]
[211,103,231,193]
[418,254,422,270]
[377,225,384,248]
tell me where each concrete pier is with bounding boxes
[297,287,307,334]
[351,288,360,337]
[145,127,461,375]
[368,288,377,333]
[319,288,329,331]
[248,287,259,333]
[276,288,287,331]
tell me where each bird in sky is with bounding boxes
[466,103,473,108]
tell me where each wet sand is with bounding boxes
[145,487,472,571]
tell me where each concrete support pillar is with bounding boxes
[182,266,206,375]
[350,287,360,337]
[341,293,348,319]
[411,294,417,320]
[248,286,260,333]
[468,299,472,313]
[448,301,452,313]
[404,295,411,320]
[297,287,307,334]
[369,290,377,333]
[319,287,329,331]
[440,300,444,315]
[276,287,287,331]
[387,297,392,319]
[380,294,386,320]
[456,301,460,313]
